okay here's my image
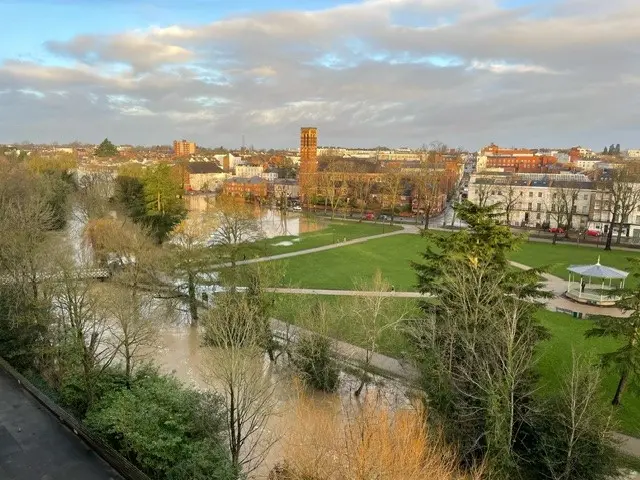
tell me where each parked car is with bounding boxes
[362,212,375,221]
[378,214,390,221]
[585,229,601,237]
[292,205,302,212]
[548,227,565,234]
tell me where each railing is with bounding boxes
[0,356,151,480]
[566,285,621,304]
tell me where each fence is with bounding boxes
[0,356,152,480]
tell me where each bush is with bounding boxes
[85,371,236,480]
[291,334,340,392]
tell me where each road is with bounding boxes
[0,368,122,480]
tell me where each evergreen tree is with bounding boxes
[609,144,616,155]
[616,143,621,155]
[603,146,608,155]
[95,138,118,157]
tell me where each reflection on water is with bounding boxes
[150,305,410,479]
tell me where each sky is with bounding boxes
[0,0,639,150]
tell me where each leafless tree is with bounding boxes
[200,297,278,476]
[602,166,640,250]
[496,180,520,226]
[382,170,405,224]
[347,270,409,396]
[211,195,263,270]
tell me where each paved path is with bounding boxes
[265,287,424,298]
[0,368,121,480]
[211,224,418,269]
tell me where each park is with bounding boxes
[237,217,640,438]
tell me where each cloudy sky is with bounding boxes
[1,0,638,149]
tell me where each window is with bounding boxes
[538,192,543,198]
[636,215,640,224]
[583,194,588,200]
[528,203,532,211]
[537,203,542,211]
[529,192,533,198]
[582,206,588,214]
[536,213,541,220]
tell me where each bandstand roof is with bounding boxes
[567,257,629,279]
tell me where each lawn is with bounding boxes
[535,310,640,435]
[270,293,640,436]
[270,293,421,358]
[267,232,640,290]
[250,219,403,257]
[276,234,428,291]
[510,241,640,285]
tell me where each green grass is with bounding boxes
[266,232,639,291]
[275,234,427,290]
[250,220,403,257]
[511,241,638,286]
[535,309,640,435]
[270,294,421,358]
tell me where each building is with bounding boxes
[467,172,594,229]
[270,179,300,199]
[261,171,279,182]
[476,144,556,173]
[299,127,318,199]
[173,140,196,156]
[236,165,264,178]
[223,176,268,198]
[184,162,228,191]
[627,150,640,158]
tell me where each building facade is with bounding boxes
[223,177,268,198]
[236,165,264,178]
[476,144,557,173]
[184,162,228,191]
[173,140,196,156]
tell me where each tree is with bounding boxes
[211,195,263,272]
[347,270,408,396]
[411,201,550,477]
[602,166,640,250]
[201,301,277,476]
[603,146,609,155]
[496,179,520,226]
[411,155,444,229]
[616,143,621,155]
[586,263,640,405]
[142,164,187,243]
[609,144,615,156]
[95,138,118,157]
[167,214,219,325]
[382,170,404,225]
[528,353,618,480]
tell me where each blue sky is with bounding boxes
[0,0,638,148]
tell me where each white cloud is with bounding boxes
[1,0,639,148]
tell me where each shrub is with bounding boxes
[291,334,340,392]
[85,371,236,480]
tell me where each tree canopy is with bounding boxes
[95,138,119,157]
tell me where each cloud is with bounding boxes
[1,0,639,148]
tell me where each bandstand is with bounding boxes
[566,257,628,306]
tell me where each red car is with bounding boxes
[362,212,375,221]
[548,227,565,234]
[585,229,601,237]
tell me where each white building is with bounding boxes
[235,165,263,177]
[467,173,594,229]
[626,149,640,158]
[261,171,278,182]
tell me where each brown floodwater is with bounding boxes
[150,316,411,479]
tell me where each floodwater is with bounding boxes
[150,304,411,479]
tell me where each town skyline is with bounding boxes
[1,0,639,148]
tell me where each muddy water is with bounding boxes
[150,308,411,479]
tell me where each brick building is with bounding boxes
[223,176,267,198]
[173,140,196,156]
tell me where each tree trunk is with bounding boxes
[552,231,557,245]
[612,370,628,406]
[187,272,198,326]
[424,207,430,230]
[604,212,617,251]
[616,221,624,245]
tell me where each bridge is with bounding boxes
[0,267,111,285]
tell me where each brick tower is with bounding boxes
[299,127,318,201]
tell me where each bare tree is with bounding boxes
[102,286,158,382]
[496,180,520,226]
[347,270,409,396]
[603,166,640,250]
[51,259,118,406]
[167,214,220,325]
[201,296,278,476]
[382,170,405,225]
[212,195,263,270]
[351,171,373,218]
